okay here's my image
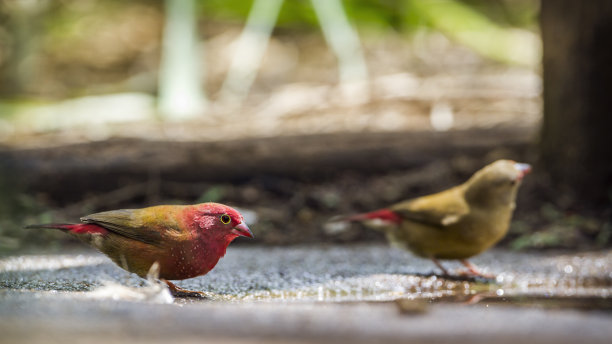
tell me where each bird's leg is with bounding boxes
[460,259,481,275]
[431,258,451,276]
[459,260,496,279]
[162,279,208,298]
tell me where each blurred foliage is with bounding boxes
[197,185,227,204]
[403,0,539,65]
[199,0,538,32]
[508,204,612,250]
[4,0,584,252]
[0,169,64,252]
[0,0,539,98]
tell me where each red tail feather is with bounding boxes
[25,223,108,235]
[343,209,402,225]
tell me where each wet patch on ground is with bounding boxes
[1,245,610,311]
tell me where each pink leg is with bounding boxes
[431,258,450,275]
[460,260,496,279]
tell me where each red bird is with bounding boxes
[26,202,253,297]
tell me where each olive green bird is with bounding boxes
[336,160,531,277]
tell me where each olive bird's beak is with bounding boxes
[514,162,532,179]
[232,221,254,238]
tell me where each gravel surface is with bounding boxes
[1,245,611,343]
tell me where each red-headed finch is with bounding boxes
[334,160,531,278]
[26,202,253,297]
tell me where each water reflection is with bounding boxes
[2,250,611,311]
[196,272,612,311]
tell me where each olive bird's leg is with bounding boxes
[163,279,208,298]
[460,260,496,279]
[431,258,451,276]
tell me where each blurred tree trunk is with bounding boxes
[539,1,612,207]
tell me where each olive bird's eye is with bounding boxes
[220,214,231,224]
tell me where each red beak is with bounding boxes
[514,162,532,179]
[231,221,253,238]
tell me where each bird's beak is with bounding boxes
[231,221,253,238]
[514,162,532,179]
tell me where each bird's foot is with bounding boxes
[163,280,208,299]
[430,258,496,281]
[458,260,496,280]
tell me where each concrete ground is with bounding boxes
[1,245,611,343]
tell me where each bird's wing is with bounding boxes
[80,209,163,246]
[390,186,469,228]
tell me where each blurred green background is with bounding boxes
[1,0,609,252]
[0,0,539,99]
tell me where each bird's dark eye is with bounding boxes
[220,214,231,224]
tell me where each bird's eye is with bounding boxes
[220,214,231,224]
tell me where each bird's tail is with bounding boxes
[25,223,107,235]
[324,208,402,235]
[332,209,402,224]
[25,223,76,231]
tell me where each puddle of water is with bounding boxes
[465,295,612,310]
[185,273,612,313]
[392,293,612,315]
[198,274,481,302]
[2,251,611,312]
[420,293,612,311]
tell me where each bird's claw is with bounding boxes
[171,289,209,299]
[163,280,209,299]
